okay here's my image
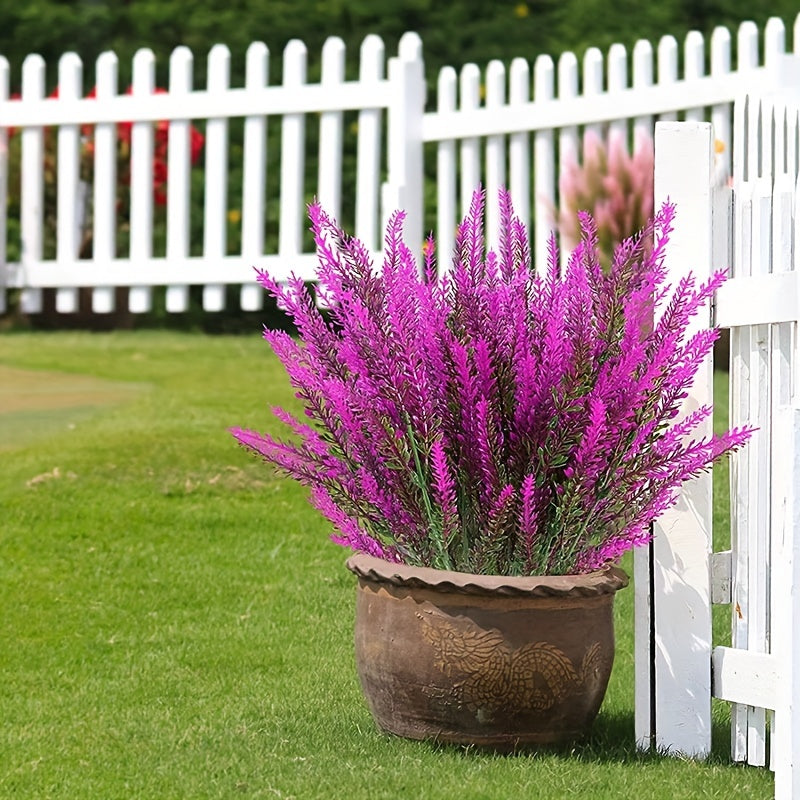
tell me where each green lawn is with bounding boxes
[0,332,770,799]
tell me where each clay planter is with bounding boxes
[346,552,629,750]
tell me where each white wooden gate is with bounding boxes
[636,70,800,798]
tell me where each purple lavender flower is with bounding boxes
[232,188,752,576]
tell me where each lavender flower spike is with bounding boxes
[233,189,752,576]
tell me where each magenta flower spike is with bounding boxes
[232,189,752,576]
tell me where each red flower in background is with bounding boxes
[7,85,205,206]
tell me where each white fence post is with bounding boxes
[772,406,800,799]
[384,31,424,261]
[635,121,715,757]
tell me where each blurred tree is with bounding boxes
[0,0,797,90]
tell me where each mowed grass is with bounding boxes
[0,331,771,799]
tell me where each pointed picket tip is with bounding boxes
[737,20,759,69]
[486,60,505,84]
[169,46,193,71]
[322,36,346,59]
[657,34,678,56]
[508,58,530,111]
[360,33,384,61]
[557,51,578,95]
[398,31,422,62]
[132,48,156,70]
[169,46,193,92]
[208,43,231,72]
[246,41,269,61]
[208,43,231,91]
[283,39,307,86]
[534,54,554,100]
[764,17,786,69]
[283,39,307,61]
[95,52,119,96]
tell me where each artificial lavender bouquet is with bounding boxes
[232,189,750,576]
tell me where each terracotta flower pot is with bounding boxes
[346,552,629,750]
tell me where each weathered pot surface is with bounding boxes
[346,552,629,750]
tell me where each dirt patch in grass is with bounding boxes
[0,365,148,450]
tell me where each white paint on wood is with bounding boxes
[165,46,193,313]
[712,647,779,708]
[354,35,383,254]
[458,64,480,220]
[278,40,307,260]
[485,60,506,253]
[202,44,231,313]
[55,53,82,315]
[92,51,119,314]
[508,58,530,253]
[19,54,45,314]
[711,550,733,605]
[533,55,554,273]
[435,66,457,271]
[771,406,800,799]
[633,544,653,750]
[650,121,715,758]
[240,41,269,312]
[128,48,156,314]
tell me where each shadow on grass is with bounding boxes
[414,710,740,767]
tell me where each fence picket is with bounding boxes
[92,51,118,314]
[607,44,627,141]
[128,48,156,314]
[485,60,506,253]
[318,37,345,224]
[632,40,653,146]
[165,46,193,313]
[508,57,530,252]
[738,22,760,71]
[684,32,705,123]
[711,27,732,179]
[202,44,231,312]
[765,18,787,70]
[435,66,457,269]
[354,35,384,253]
[55,53,82,315]
[746,169,772,768]
[582,47,603,138]
[533,55,554,272]
[458,63,481,219]
[279,40,307,260]
[656,36,678,122]
[730,96,754,762]
[240,41,269,312]
[19,54,45,314]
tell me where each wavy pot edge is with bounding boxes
[345,551,630,598]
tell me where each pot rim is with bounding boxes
[346,552,629,598]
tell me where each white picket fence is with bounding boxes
[1,15,800,314]
[637,84,800,796]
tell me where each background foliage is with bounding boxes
[1,0,798,91]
